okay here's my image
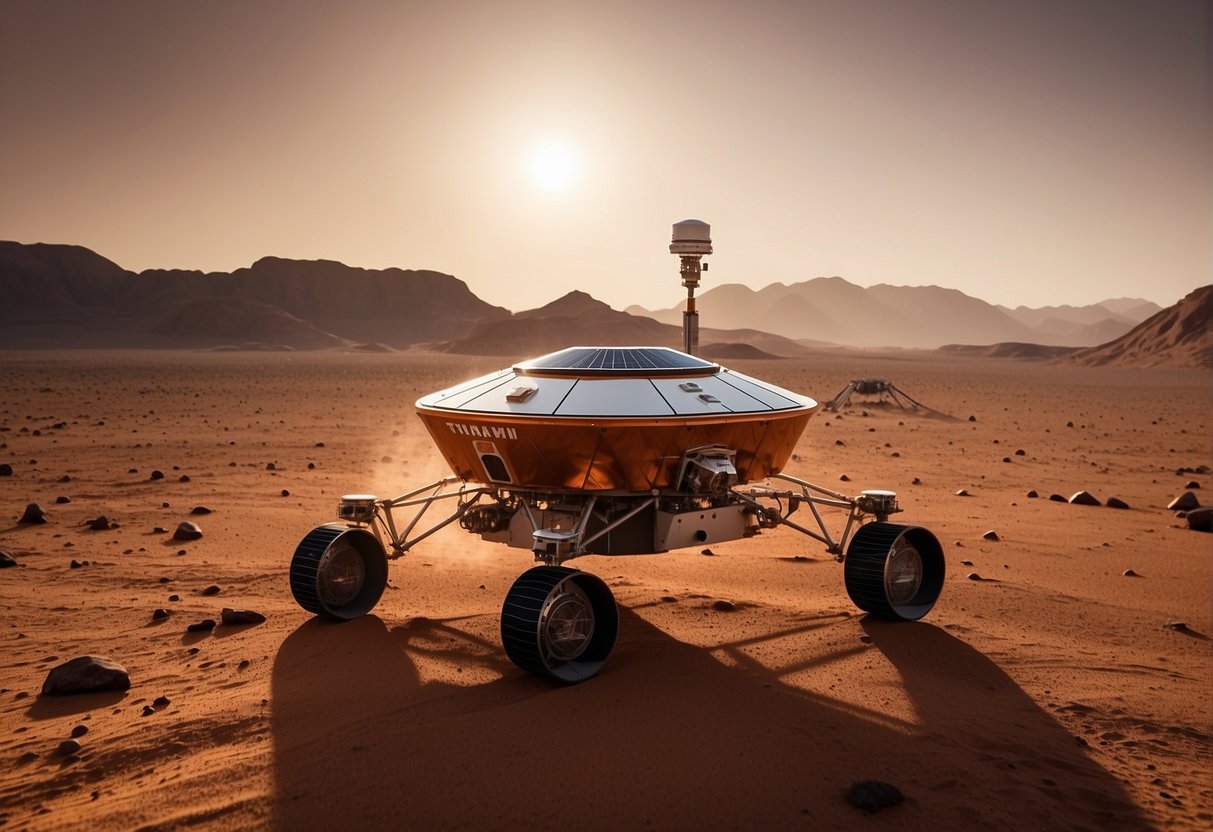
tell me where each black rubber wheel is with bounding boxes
[290,523,388,620]
[844,522,944,620]
[501,566,618,684]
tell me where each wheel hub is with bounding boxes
[885,539,923,607]
[539,585,595,662]
[317,542,366,607]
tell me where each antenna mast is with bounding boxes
[669,219,712,355]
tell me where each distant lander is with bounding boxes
[823,378,947,415]
[290,220,945,683]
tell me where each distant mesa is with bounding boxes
[939,343,1080,360]
[0,241,507,350]
[698,342,780,360]
[145,297,351,349]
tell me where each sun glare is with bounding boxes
[528,140,579,191]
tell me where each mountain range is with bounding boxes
[626,278,1162,349]
[1,241,1202,368]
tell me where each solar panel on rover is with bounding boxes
[518,347,717,375]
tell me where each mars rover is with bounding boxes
[289,221,945,683]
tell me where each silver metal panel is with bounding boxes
[454,375,579,415]
[417,369,515,410]
[554,379,676,417]
[649,375,776,414]
[655,505,749,551]
[716,369,815,411]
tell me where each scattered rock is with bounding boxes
[221,608,266,626]
[911,477,921,485]
[201,585,220,596]
[700,548,715,557]
[58,474,71,483]
[56,739,82,756]
[1048,493,1066,502]
[18,503,47,524]
[85,516,112,531]
[280,489,290,497]
[0,463,11,476]
[189,506,213,515]
[1026,490,1038,498]
[55,495,71,504]
[1105,497,1129,509]
[266,462,276,471]
[70,725,88,738]
[168,594,180,602]
[1163,621,1191,633]
[1185,507,1212,532]
[307,462,316,470]
[982,530,999,541]
[711,599,737,612]
[141,705,155,716]
[966,573,984,581]
[41,656,131,696]
[315,442,325,447]
[1167,492,1200,511]
[1122,569,1140,577]
[0,550,16,568]
[150,470,165,480]
[960,559,973,566]
[848,780,904,813]
[839,474,850,482]
[967,415,976,422]
[152,526,167,534]
[834,439,845,446]
[151,609,171,621]
[1069,491,1100,506]
[178,474,190,483]
[172,522,203,541]
[186,619,216,633]
[1015,449,1026,456]
[955,489,969,497]
[153,695,171,708]
[70,559,83,569]
[1185,480,1200,489]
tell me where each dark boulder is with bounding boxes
[18,503,47,524]
[41,656,131,696]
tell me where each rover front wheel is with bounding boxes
[844,522,944,620]
[290,524,388,620]
[501,567,618,684]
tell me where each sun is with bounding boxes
[528,140,579,191]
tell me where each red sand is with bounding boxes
[1,350,1209,830]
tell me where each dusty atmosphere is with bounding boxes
[0,349,1209,830]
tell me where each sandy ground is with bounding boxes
[0,349,1209,831]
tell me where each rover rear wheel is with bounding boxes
[844,522,944,620]
[501,567,618,684]
[290,524,388,620]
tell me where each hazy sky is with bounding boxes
[1,0,1208,312]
